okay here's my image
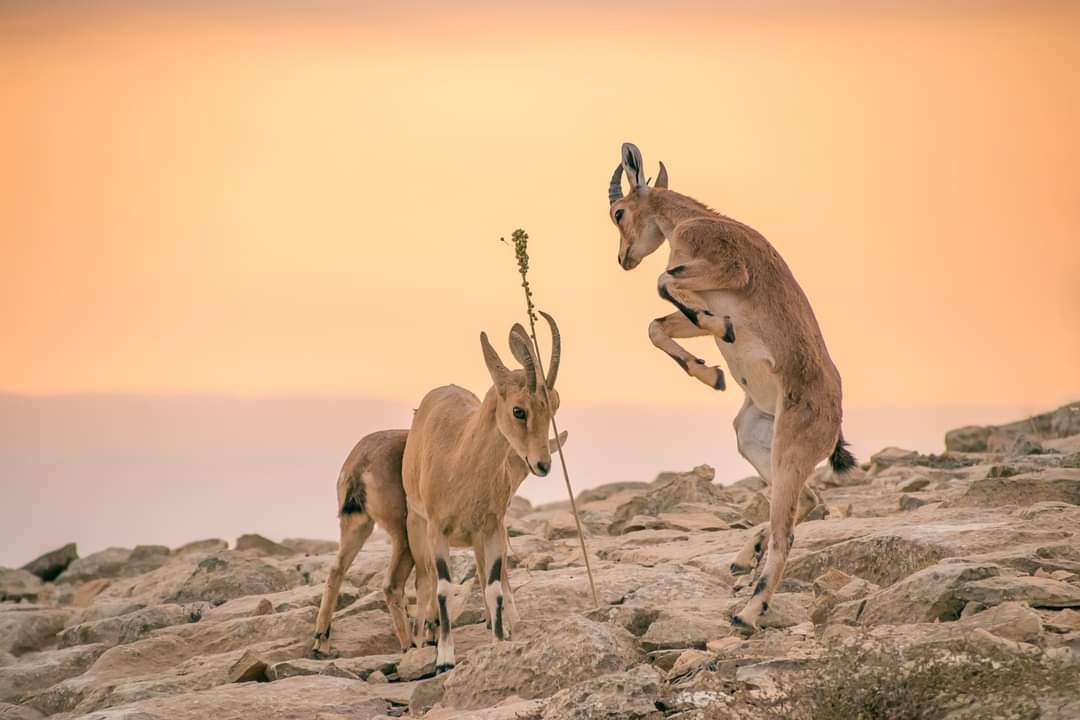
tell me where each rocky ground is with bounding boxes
[2,402,1080,720]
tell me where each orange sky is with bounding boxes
[3,1,1078,414]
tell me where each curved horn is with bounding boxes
[508,324,538,393]
[608,164,624,205]
[538,310,560,389]
[655,161,668,189]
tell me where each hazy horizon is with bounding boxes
[3,3,1078,567]
[3,392,1071,567]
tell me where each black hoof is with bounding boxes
[731,615,756,636]
[730,562,751,576]
[721,316,736,343]
[713,369,726,391]
[435,663,455,675]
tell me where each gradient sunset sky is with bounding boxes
[2,1,1079,563]
[4,0,1078,410]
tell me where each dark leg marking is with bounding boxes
[713,368,726,391]
[437,594,450,638]
[494,596,504,640]
[487,557,503,586]
[721,316,736,343]
[658,283,710,326]
[667,352,690,372]
[753,576,769,596]
[436,557,451,582]
[761,601,769,614]
[788,533,795,549]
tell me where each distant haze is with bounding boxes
[0,393,1060,567]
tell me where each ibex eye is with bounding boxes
[512,406,527,421]
[614,209,625,223]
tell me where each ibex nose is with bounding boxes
[535,461,550,476]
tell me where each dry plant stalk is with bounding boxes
[502,228,599,607]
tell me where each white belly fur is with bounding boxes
[703,291,780,414]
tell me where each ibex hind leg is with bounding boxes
[730,397,774,577]
[312,511,374,658]
[733,407,832,635]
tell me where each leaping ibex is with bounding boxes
[402,313,566,673]
[608,142,855,633]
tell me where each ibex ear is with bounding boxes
[480,332,510,388]
[655,161,668,189]
[548,430,569,453]
[621,143,648,190]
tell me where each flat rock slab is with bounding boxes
[66,675,388,720]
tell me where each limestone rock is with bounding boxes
[954,468,1080,507]
[172,539,228,557]
[234,534,296,557]
[0,569,43,604]
[539,664,665,719]
[172,553,295,605]
[20,543,77,582]
[57,547,132,584]
[957,575,1080,608]
[439,616,643,710]
[0,643,105,703]
[280,538,338,555]
[397,646,437,681]
[859,562,1002,626]
[59,604,197,649]
[63,675,387,720]
[0,607,73,656]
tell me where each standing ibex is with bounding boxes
[608,143,855,634]
[311,429,415,657]
[402,314,566,673]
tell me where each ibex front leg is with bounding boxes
[480,529,511,641]
[428,529,456,673]
[649,312,726,390]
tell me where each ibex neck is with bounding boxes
[465,387,529,505]
[651,189,717,240]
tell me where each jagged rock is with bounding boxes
[859,562,1002,625]
[954,468,1080,507]
[63,675,387,720]
[945,425,992,452]
[59,604,197,648]
[740,492,770,524]
[898,477,931,492]
[57,548,132,584]
[958,601,1043,643]
[127,545,171,575]
[227,650,269,683]
[0,569,42,604]
[610,466,735,534]
[70,579,113,608]
[280,538,338,555]
[0,607,73,656]
[0,702,45,719]
[899,494,929,511]
[757,593,813,629]
[957,575,1080,608]
[266,655,396,682]
[946,402,1080,453]
[641,606,732,652]
[869,447,919,472]
[439,616,643,710]
[539,664,665,719]
[173,553,295,605]
[20,543,77,582]
[577,482,651,504]
[786,533,952,587]
[234,534,295,557]
[172,539,228,557]
[0,643,106,703]
[397,646,437,681]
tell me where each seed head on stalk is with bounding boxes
[499,228,599,608]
